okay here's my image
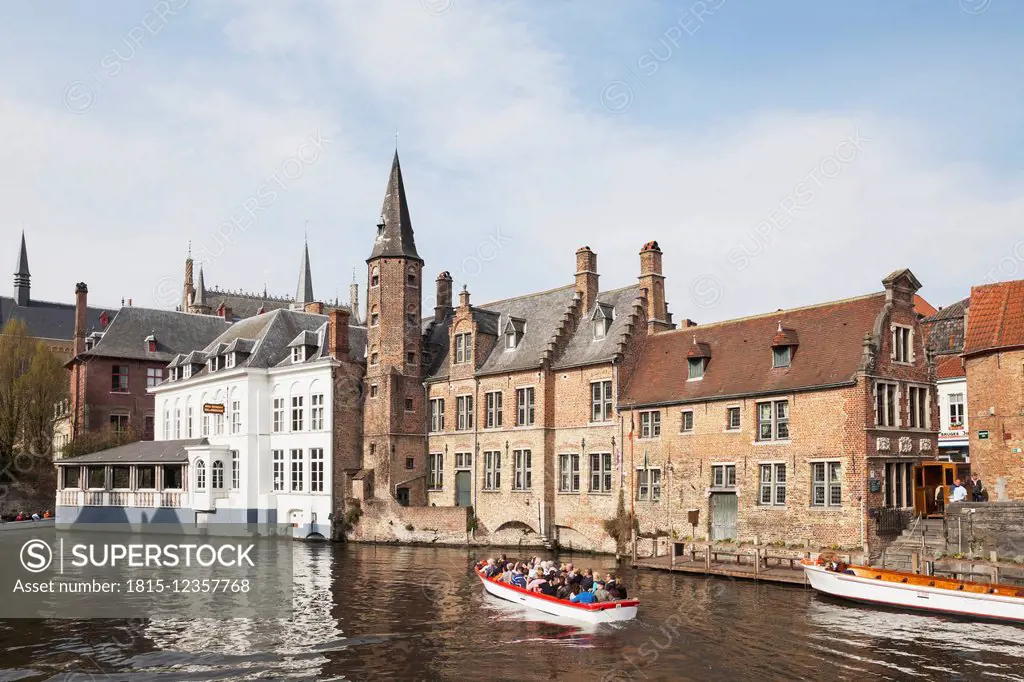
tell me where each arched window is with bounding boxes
[212,460,224,489]
[195,460,207,490]
[213,391,225,435]
[173,399,181,439]
[371,266,380,287]
[370,305,379,327]
[370,345,379,365]
[185,397,194,438]
[407,266,418,287]
[407,304,418,327]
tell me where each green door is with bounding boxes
[455,471,471,507]
[710,493,737,541]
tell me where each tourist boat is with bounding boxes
[475,569,639,624]
[802,558,1024,623]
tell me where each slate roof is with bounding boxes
[368,152,420,262]
[622,292,887,407]
[936,355,966,380]
[56,438,206,465]
[554,285,643,369]
[922,297,969,356]
[74,307,230,363]
[203,287,351,321]
[0,296,115,342]
[295,242,314,304]
[964,281,1024,356]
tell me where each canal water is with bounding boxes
[1,542,1023,681]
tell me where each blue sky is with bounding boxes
[2,0,1022,322]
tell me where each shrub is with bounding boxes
[342,498,363,532]
[405,523,414,531]
[602,489,638,554]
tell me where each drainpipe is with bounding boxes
[472,376,480,521]
[423,380,430,506]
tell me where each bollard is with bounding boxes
[911,552,920,574]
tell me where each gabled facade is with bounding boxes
[922,297,970,461]
[620,269,938,554]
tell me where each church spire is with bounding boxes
[191,265,209,313]
[14,230,30,306]
[295,238,314,304]
[368,151,420,262]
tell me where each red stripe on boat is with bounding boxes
[476,570,640,611]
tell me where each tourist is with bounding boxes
[31,512,40,521]
[580,568,594,591]
[510,567,528,589]
[14,512,24,522]
[592,580,612,602]
[539,576,559,598]
[42,510,51,519]
[482,558,498,578]
[952,479,968,503]
[972,475,985,502]
[527,572,548,593]
[934,485,944,514]
[569,583,595,604]
[606,574,627,599]
[556,577,573,601]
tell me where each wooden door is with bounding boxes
[710,493,737,541]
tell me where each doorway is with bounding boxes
[396,487,410,507]
[455,471,471,507]
[710,493,737,541]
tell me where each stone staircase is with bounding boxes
[878,518,947,571]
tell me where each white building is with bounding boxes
[150,308,347,538]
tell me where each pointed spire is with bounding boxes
[14,230,30,306]
[368,151,420,262]
[192,266,208,309]
[295,239,315,304]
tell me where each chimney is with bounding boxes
[435,271,453,321]
[575,246,599,313]
[459,284,471,309]
[73,283,88,356]
[304,301,324,315]
[218,303,233,321]
[639,241,671,334]
[328,309,350,358]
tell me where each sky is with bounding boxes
[1,0,1022,323]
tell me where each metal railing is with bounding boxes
[872,506,913,536]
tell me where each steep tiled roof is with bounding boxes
[936,355,965,380]
[1,296,115,342]
[76,307,230,363]
[914,294,938,318]
[622,293,886,407]
[965,281,1024,356]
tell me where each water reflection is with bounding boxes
[1,543,1022,681]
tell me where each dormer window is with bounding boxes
[594,318,609,340]
[145,334,156,353]
[688,358,706,380]
[503,317,525,350]
[591,303,613,341]
[208,359,216,372]
[183,365,192,379]
[772,346,791,368]
[292,346,304,363]
[771,324,798,369]
[454,332,472,364]
[686,337,712,380]
[226,353,235,369]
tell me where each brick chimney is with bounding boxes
[328,309,350,358]
[217,302,233,321]
[639,241,671,334]
[575,246,599,313]
[459,284,471,309]
[435,271,453,322]
[304,301,324,314]
[73,283,88,355]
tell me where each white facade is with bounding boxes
[937,376,969,460]
[151,349,337,538]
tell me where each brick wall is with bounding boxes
[69,356,165,439]
[966,350,1024,500]
[946,501,1024,558]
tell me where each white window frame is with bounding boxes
[711,463,737,489]
[687,358,705,381]
[726,406,741,431]
[272,450,286,492]
[591,380,613,422]
[291,395,304,432]
[589,452,613,493]
[948,392,964,429]
[290,449,304,492]
[874,381,899,427]
[513,449,532,490]
[310,448,324,492]
[811,460,842,508]
[756,399,789,441]
[485,391,503,428]
[272,397,285,433]
[311,393,324,430]
[230,450,239,489]
[292,346,304,363]
[636,467,661,502]
[892,324,914,364]
[484,451,501,490]
[681,409,694,433]
[558,453,580,493]
[456,395,473,431]
[516,387,535,427]
[230,399,241,434]
[430,398,445,432]
[907,385,929,429]
[639,410,661,439]
[759,462,787,506]
[428,453,443,490]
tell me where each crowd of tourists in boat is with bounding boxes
[476,556,629,603]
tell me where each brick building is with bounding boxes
[922,297,970,461]
[65,286,229,446]
[619,269,939,554]
[964,280,1024,501]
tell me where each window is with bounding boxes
[137,466,155,489]
[406,457,415,470]
[505,331,517,349]
[589,453,613,493]
[370,384,378,398]
[408,271,417,286]
[407,351,415,364]
[212,460,224,489]
[516,387,535,426]
[430,398,445,432]
[428,453,443,490]
[711,464,736,488]
[811,461,842,507]
[757,400,789,441]
[948,392,964,428]
[404,397,414,412]
[146,367,163,388]
[591,380,613,422]
[163,409,170,439]
[311,393,324,429]
[111,365,129,393]
[636,467,661,501]
[111,466,130,489]
[273,397,285,432]
[87,466,106,489]
[163,465,183,489]
[109,414,129,434]
[63,466,81,489]
[230,399,241,434]
[485,391,503,428]
[456,395,474,430]
[174,407,181,438]
[310,448,324,492]
[559,454,580,492]
[885,461,915,508]
[202,411,210,437]
[370,352,379,365]
[484,451,502,490]
[291,347,304,363]
[688,358,705,380]
[893,326,912,363]
[639,410,660,438]
[759,464,787,505]
[454,333,472,364]
[195,462,207,491]
[726,406,741,430]
[186,404,193,438]
[272,450,285,491]
[226,353,235,369]
[908,386,928,429]
[874,382,898,427]
[772,346,791,368]
[681,410,694,433]
[144,415,154,440]
[291,396,304,431]
[214,409,224,436]
[594,317,610,340]
[371,268,379,287]
[455,452,472,468]
[513,449,532,490]
[290,449,304,492]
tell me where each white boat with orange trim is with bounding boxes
[475,569,639,624]
[802,557,1024,624]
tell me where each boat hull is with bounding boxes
[477,572,638,624]
[803,563,1024,624]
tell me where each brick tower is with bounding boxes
[363,152,426,502]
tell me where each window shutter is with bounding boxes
[909,328,916,363]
